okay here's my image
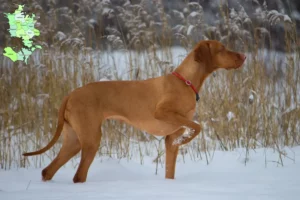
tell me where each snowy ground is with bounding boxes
[1,147,300,200]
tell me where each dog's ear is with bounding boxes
[194,42,212,66]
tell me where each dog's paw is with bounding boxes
[182,126,195,137]
[41,169,52,181]
[172,136,184,146]
[172,127,195,146]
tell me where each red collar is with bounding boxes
[171,72,200,101]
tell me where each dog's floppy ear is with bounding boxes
[194,42,212,66]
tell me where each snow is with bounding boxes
[283,15,292,23]
[187,25,194,36]
[249,93,254,103]
[189,11,200,18]
[267,10,292,25]
[1,147,300,200]
[226,111,235,122]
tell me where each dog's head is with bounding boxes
[194,40,246,72]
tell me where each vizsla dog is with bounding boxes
[23,40,246,183]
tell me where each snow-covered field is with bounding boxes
[1,147,299,200]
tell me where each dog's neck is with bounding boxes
[174,52,211,92]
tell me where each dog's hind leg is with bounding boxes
[72,122,102,183]
[42,122,81,181]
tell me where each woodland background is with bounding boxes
[0,0,299,169]
[0,0,300,51]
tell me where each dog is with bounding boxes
[23,40,246,183]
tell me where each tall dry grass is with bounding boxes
[0,0,299,169]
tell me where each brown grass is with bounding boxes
[0,1,299,169]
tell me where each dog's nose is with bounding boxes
[239,54,246,61]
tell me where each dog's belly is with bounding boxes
[137,120,180,136]
[106,115,180,136]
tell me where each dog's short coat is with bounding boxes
[23,40,246,183]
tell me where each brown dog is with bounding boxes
[23,40,246,183]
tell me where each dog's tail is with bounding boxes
[23,96,69,156]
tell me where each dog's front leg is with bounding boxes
[164,127,201,179]
[154,101,201,146]
[164,128,184,179]
[154,106,201,138]
[154,101,201,179]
